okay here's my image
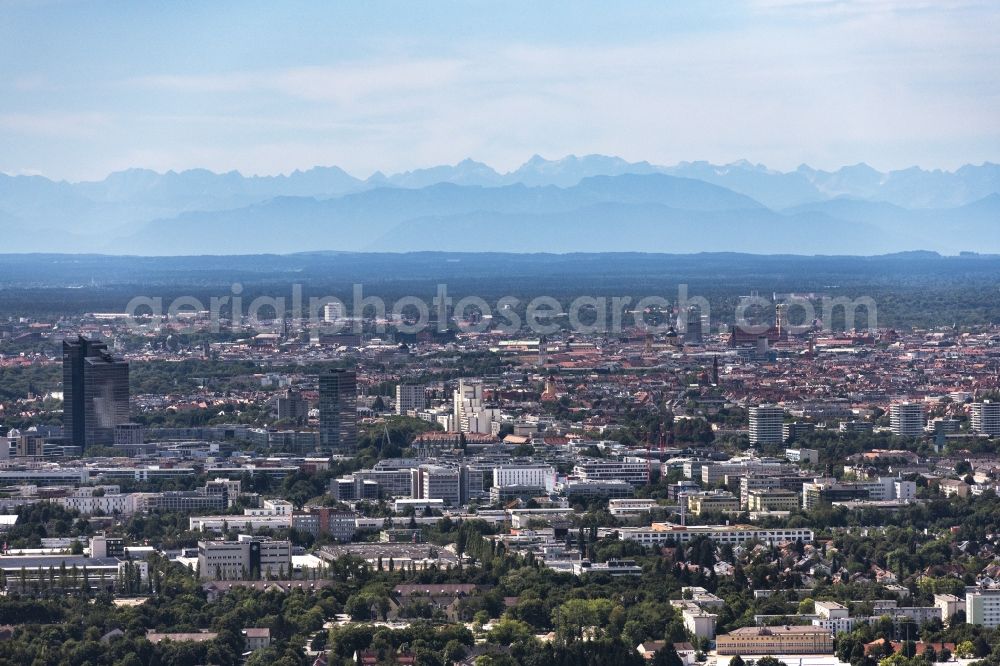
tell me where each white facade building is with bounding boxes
[573,459,649,487]
[971,401,1000,436]
[493,465,556,491]
[244,498,292,517]
[323,302,345,323]
[198,536,291,581]
[415,465,461,505]
[618,523,814,546]
[967,588,1000,628]
[608,498,660,517]
[190,514,292,533]
[58,492,136,516]
[453,379,483,433]
[749,405,785,445]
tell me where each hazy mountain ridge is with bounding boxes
[110,174,766,255]
[0,155,997,255]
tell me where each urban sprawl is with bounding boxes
[0,302,999,666]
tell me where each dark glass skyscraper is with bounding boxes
[318,368,357,452]
[63,335,130,449]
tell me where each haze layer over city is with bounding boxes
[0,3,998,666]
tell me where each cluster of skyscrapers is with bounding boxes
[61,336,363,455]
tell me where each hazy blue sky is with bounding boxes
[1,0,997,180]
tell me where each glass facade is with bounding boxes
[63,336,130,449]
[319,368,357,452]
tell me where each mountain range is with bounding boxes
[0,155,997,255]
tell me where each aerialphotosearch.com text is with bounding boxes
[124,283,877,336]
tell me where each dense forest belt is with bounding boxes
[0,252,997,328]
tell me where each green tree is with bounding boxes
[756,657,788,666]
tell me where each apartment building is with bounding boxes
[395,383,427,416]
[971,401,1000,436]
[749,404,785,445]
[454,380,500,434]
[935,594,963,623]
[967,587,1000,628]
[676,601,718,639]
[890,402,925,437]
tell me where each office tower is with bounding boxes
[198,536,291,581]
[890,402,925,437]
[83,352,131,448]
[782,421,815,443]
[453,379,483,432]
[114,423,144,447]
[413,465,461,505]
[684,305,704,343]
[450,379,500,433]
[319,368,357,452]
[839,420,874,434]
[971,401,1000,435]
[15,433,46,458]
[275,389,309,424]
[63,335,104,447]
[748,404,785,445]
[63,335,130,449]
[395,383,426,416]
[323,301,345,323]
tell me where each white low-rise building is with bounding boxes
[672,600,718,639]
[493,465,556,492]
[190,514,292,533]
[608,498,660,517]
[619,523,814,546]
[58,492,137,516]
